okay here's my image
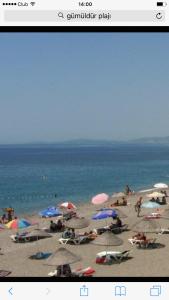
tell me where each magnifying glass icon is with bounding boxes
[58,12,64,18]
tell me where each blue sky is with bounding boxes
[0,33,169,143]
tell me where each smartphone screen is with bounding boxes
[0,1,169,299]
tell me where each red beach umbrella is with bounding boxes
[60,202,77,210]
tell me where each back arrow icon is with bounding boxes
[9,288,13,295]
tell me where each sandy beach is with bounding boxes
[1,189,169,277]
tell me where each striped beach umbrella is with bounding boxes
[6,218,32,229]
[60,202,77,210]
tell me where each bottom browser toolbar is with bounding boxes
[0,282,168,300]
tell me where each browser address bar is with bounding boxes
[4,10,165,22]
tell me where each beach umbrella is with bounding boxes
[39,207,62,218]
[131,219,160,233]
[153,183,168,189]
[26,229,52,239]
[65,217,90,229]
[59,202,77,210]
[92,210,117,220]
[141,201,161,209]
[45,247,81,266]
[91,232,123,246]
[147,192,164,198]
[99,208,127,219]
[91,193,109,205]
[6,218,32,229]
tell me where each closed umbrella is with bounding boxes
[65,217,90,229]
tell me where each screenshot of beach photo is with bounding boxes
[1,32,169,280]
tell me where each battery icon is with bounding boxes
[157,2,167,6]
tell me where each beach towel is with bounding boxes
[0,270,11,277]
[29,252,52,260]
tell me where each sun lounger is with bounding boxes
[111,224,128,234]
[96,250,130,264]
[10,234,30,243]
[144,213,161,220]
[96,224,128,235]
[158,228,169,234]
[128,238,157,248]
[59,235,92,245]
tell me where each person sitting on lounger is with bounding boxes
[56,219,64,231]
[109,216,122,230]
[156,197,160,204]
[161,196,167,205]
[70,228,76,239]
[115,216,122,227]
[57,264,72,277]
[50,220,57,232]
[122,197,127,206]
[83,230,97,239]
[62,228,72,239]
[110,199,119,207]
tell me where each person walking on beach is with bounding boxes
[125,185,132,195]
[135,197,142,217]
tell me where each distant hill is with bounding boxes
[130,136,169,144]
[1,137,169,147]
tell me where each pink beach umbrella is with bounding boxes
[60,202,77,210]
[91,193,109,205]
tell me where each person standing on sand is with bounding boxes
[125,185,132,195]
[135,197,142,217]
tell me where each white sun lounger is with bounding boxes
[59,235,90,245]
[158,228,169,234]
[128,238,156,248]
[96,250,130,263]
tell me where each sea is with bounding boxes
[0,143,169,215]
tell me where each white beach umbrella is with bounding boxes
[153,183,168,189]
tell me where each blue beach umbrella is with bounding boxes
[92,209,118,220]
[39,206,61,218]
[141,201,161,209]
